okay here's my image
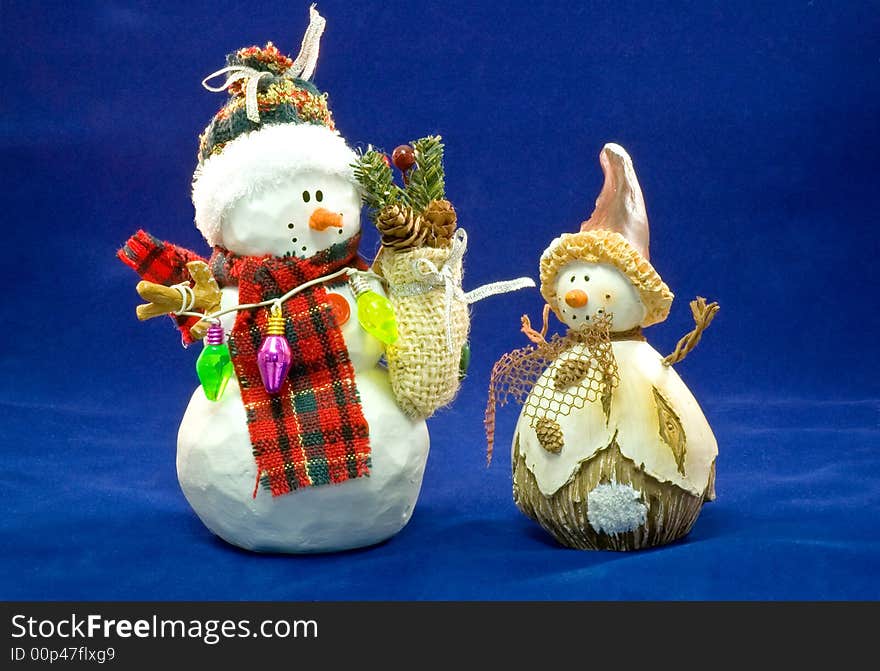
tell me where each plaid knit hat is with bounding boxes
[191,6,358,247]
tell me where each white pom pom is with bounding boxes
[586,482,648,535]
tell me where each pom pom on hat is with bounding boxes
[226,42,294,80]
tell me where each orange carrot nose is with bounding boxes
[308,207,343,231]
[564,289,589,308]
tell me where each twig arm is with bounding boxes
[663,296,719,366]
[134,261,222,339]
[521,304,551,345]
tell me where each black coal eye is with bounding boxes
[605,294,611,299]
[302,190,310,202]
[570,276,575,282]
[316,190,323,202]
[584,275,590,281]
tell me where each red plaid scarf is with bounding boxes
[119,230,372,496]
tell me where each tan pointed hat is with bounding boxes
[539,143,673,328]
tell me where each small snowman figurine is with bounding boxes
[486,143,719,551]
[117,8,474,553]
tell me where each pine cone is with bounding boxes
[376,203,427,250]
[535,417,564,453]
[554,357,592,391]
[422,199,457,247]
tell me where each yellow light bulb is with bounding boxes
[356,290,398,345]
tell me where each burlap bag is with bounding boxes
[373,242,470,419]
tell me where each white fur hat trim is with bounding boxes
[191,122,358,247]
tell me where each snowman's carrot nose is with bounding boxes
[564,289,589,308]
[309,207,343,231]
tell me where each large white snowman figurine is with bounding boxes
[486,143,720,551]
[118,10,460,553]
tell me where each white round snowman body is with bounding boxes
[512,260,717,550]
[178,169,430,553]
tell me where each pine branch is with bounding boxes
[353,150,404,221]
[353,137,447,226]
[406,135,445,213]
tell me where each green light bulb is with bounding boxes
[356,290,398,345]
[459,341,471,380]
[196,324,233,401]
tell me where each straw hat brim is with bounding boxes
[540,230,673,328]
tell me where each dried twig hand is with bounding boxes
[521,304,551,345]
[663,296,719,366]
[135,261,222,339]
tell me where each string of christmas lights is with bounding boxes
[171,267,395,400]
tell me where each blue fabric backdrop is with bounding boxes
[2,0,878,600]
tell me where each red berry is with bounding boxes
[392,145,416,172]
[380,153,391,167]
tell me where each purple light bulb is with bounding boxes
[258,307,292,394]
